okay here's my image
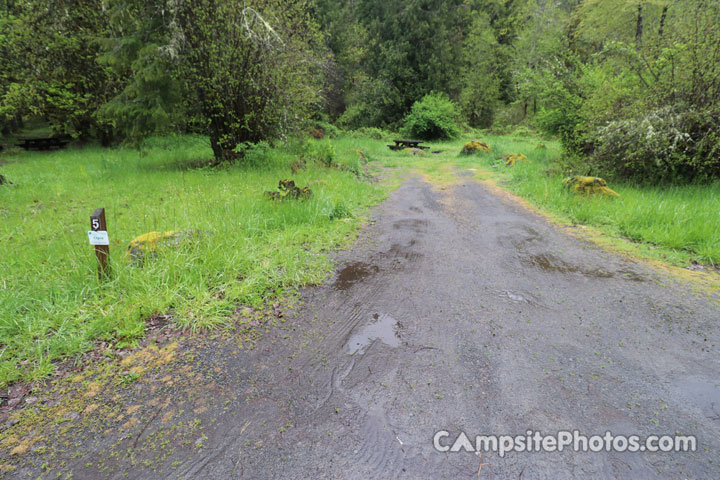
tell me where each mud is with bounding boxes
[3,174,720,479]
[333,262,380,291]
[344,313,400,355]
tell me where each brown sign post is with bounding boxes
[90,208,111,279]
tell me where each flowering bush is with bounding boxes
[590,105,720,183]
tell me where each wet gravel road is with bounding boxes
[14,175,720,479]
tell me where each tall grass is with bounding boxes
[476,135,720,265]
[0,136,385,386]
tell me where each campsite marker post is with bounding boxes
[89,208,111,280]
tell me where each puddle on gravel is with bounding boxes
[521,252,645,281]
[334,262,380,291]
[676,378,720,421]
[344,313,400,355]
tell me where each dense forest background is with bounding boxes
[1,0,719,182]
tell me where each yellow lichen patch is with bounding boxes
[84,381,102,398]
[193,406,208,415]
[503,153,528,167]
[402,147,425,156]
[84,403,99,415]
[126,405,141,415]
[10,442,30,456]
[9,436,43,455]
[122,417,140,430]
[161,409,175,424]
[127,231,182,262]
[460,140,491,155]
[564,176,620,197]
[1,434,19,450]
[121,342,178,372]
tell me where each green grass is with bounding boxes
[0,135,387,387]
[2,130,717,387]
[366,131,720,266]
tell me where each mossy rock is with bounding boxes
[563,176,620,197]
[290,159,306,174]
[265,179,312,201]
[128,230,201,262]
[0,174,11,186]
[402,147,425,156]
[460,141,490,155]
[503,153,528,167]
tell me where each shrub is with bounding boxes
[328,201,352,220]
[346,127,392,141]
[310,121,341,139]
[309,140,336,167]
[234,141,274,169]
[401,93,461,140]
[589,105,720,183]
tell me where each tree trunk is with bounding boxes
[658,5,669,39]
[209,134,224,164]
[635,3,644,49]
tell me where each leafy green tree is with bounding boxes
[174,0,324,162]
[97,0,182,144]
[458,11,502,128]
[317,0,533,128]
[530,0,720,182]
[0,0,117,139]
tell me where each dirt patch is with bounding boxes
[333,262,380,291]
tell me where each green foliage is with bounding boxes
[458,12,502,128]
[174,0,325,163]
[402,93,460,140]
[345,127,393,141]
[328,201,352,220]
[308,139,336,167]
[311,120,341,139]
[530,0,720,183]
[318,0,528,128]
[0,135,386,387]
[97,0,182,144]
[0,0,117,139]
[590,105,720,183]
[234,141,279,169]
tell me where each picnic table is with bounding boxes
[388,139,430,151]
[16,136,70,151]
